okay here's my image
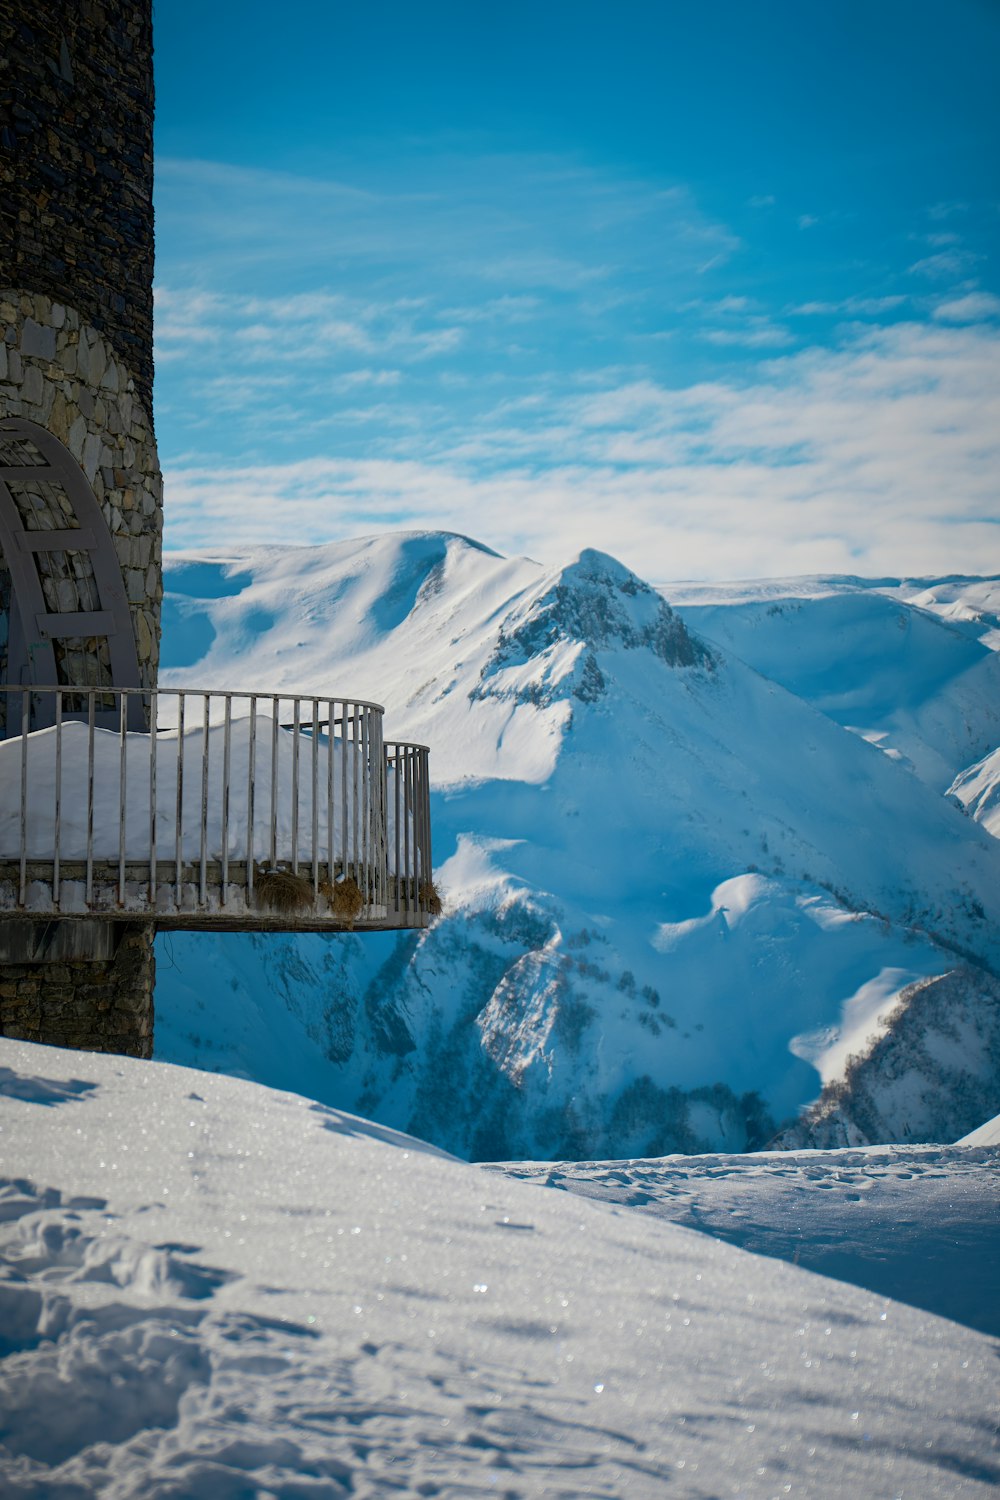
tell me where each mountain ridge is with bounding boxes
[154,532,1000,1159]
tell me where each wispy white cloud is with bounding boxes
[156,152,739,293]
[933,292,1000,323]
[442,296,541,324]
[153,151,746,430]
[155,287,465,366]
[702,323,793,348]
[927,201,969,221]
[691,297,794,348]
[909,249,981,280]
[335,369,402,389]
[163,321,1000,581]
[790,296,908,317]
[153,148,999,583]
[697,296,753,314]
[470,254,610,290]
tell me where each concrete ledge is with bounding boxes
[0,918,123,963]
[0,861,434,932]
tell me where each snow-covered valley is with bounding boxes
[151,536,1000,1159]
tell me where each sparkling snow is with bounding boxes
[1,1038,998,1497]
[496,1143,1000,1338]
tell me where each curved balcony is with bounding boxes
[0,686,434,933]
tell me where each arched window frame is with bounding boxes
[0,416,143,730]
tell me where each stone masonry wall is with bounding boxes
[0,287,163,686]
[0,303,161,1053]
[0,0,159,1057]
[0,0,155,411]
[0,923,155,1058]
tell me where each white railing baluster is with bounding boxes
[118,691,127,904]
[270,695,279,868]
[372,710,382,907]
[199,692,210,907]
[148,688,157,908]
[371,714,381,909]
[291,696,301,876]
[85,690,95,905]
[340,699,348,880]
[18,688,29,907]
[383,739,431,919]
[355,702,364,876]
[311,699,319,901]
[394,744,401,914]
[246,694,257,904]
[407,746,414,908]
[326,698,335,889]
[221,694,232,906]
[53,690,62,907]
[375,718,386,910]
[364,702,371,900]
[175,692,185,904]
[423,750,432,885]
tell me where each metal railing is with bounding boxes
[386,739,433,922]
[0,686,435,931]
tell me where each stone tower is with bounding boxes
[0,0,161,1053]
[0,2,436,1060]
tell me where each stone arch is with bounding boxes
[0,415,142,731]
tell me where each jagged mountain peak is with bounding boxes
[470,546,713,710]
[517,545,709,662]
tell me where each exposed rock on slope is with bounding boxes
[949,746,1000,839]
[775,968,1000,1148]
[472,549,712,709]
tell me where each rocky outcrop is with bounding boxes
[949,747,1000,840]
[471,549,712,708]
[774,967,1000,1148]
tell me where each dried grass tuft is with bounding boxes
[254,864,315,914]
[320,874,365,928]
[419,880,443,916]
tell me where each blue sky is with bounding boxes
[153,0,1000,579]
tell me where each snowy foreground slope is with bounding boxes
[496,1142,1000,1340]
[1,1040,998,1499]
[154,538,1000,1158]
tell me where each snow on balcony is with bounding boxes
[0,687,434,931]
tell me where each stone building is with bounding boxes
[0,1,433,1056]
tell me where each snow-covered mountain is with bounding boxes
[668,574,1000,790]
[154,536,1000,1158]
